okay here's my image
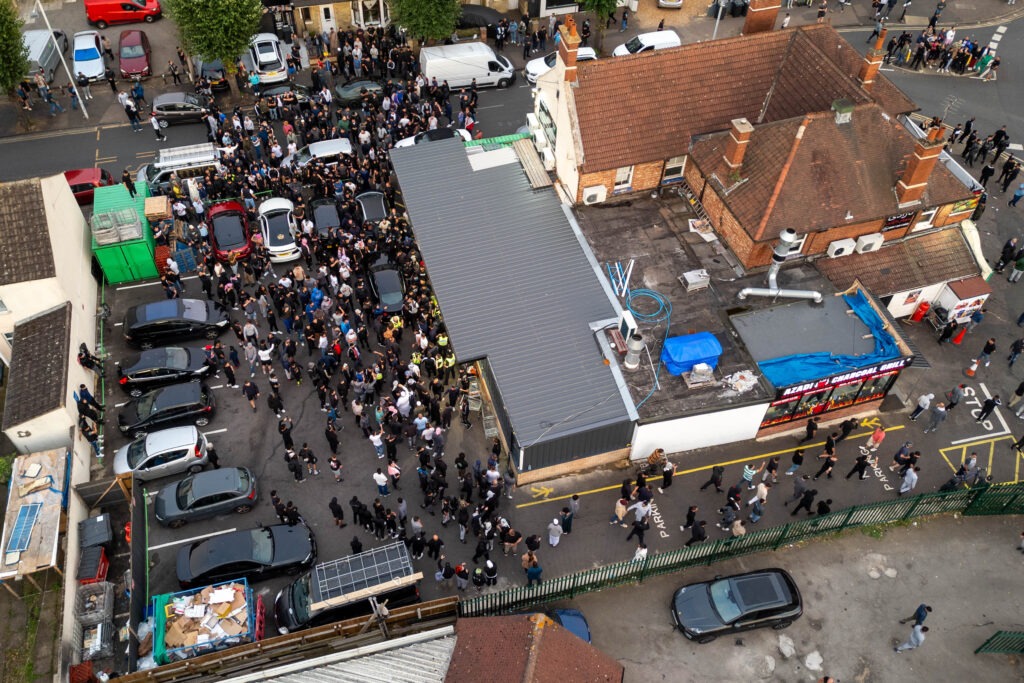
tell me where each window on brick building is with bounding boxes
[785,232,807,257]
[662,156,686,183]
[613,166,633,192]
[912,208,938,232]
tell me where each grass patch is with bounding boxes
[0,453,15,485]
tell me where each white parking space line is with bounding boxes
[115,275,197,291]
[114,400,128,408]
[476,104,504,110]
[202,428,228,436]
[149,527,237,551]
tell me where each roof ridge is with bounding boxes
[758,31,801,124]
[755,115,812,241]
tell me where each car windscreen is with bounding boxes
[709,579,742,624]
[163,347,189,370]
[181,299,207,322]
[497,55,512,69]
[313,204,340,229]
[292,574,312,624]
[120,44,146,59]
[375,270,403,307]
[263,212,294,247]
[623,37,643,53]
[543,52,557,68]
[176,477,195,509]
[250,528,274,564]
[236,468,251,493]
[213,214,246,249]
[126,437,149,469]
[184,93,202,107]
[75,46,100,61]
[134,392,159,417]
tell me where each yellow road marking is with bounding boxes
[514,426,905,509]
[938,435,1017,483]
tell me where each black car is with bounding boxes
[367,256,405,313]
[310,198,342,239]
[176,524,317,589]
[671,569,803,643]
[123,299,230,349]
[334,79,404,107]
[355,191,388,225]
[154,467,257,529]
[117,382,215,437]
[193,57,229,92]
[151,92,211,128]
[117,346,213,397]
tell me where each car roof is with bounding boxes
[728,571,794,612]
[119,30,144,43]
[133,299,184,323]
[308,139,353,156]
[144,426,199,453]
[154,92,192,105]
[189,467,245,499]
[151,382,202,410]
[208,200,246,217]
[124,346,195,372]
[64,168,104,184]
[259,197,294,215]
[189,527,260,574]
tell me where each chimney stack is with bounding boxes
[896,127,946,206]
[743,0,782,35]
[858,27,887,91]
[723,118,755,170]
[558,18,582,83]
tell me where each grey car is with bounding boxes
[151,92,210,128]
[154,467,257,528]
[113,426,209,481]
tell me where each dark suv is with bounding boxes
[117,346,214,397]
[151,92,210,127]
[117,382,215,437]
[123,299,229,349]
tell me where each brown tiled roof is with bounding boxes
[446,615,623,683]
[573,25,915,174]
[815,229,980,296]
[0,179,56,286]
[688,103,974,241]
[2,303,71,430]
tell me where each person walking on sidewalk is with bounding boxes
[898,466,921,496]
[786,475,810,504]
[1009,338,1024,367]
[699,465,725,493]
[547,518,563,547]
[910,393,934,421]
[609,497,629,527]
[1009,380,1024,409]
[922,403,947,433]
[792,488,818,515]
[895,624,929,652]
[685,520,707,546]
[740,461,766,490]
[1009,252,1024,282]
[658,459,677,494]
[888,441,913,471]
[861,425,886,454]
[836,417,859,443]
[976,395,1001,422]
[847,453,872,480]
[799,417,820,444]
[946,383,965,410]
[785,449,805,476]
[899,603,933,625]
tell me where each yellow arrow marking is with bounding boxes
[530,485,553,499]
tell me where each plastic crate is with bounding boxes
[76,582,115,626]
[77,546,109,585]
[81,622,114,661]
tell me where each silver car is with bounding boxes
[113,426,209,481]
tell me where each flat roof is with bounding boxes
[731,294,876,363]
[390,141,632,447]
[0,449,67,579]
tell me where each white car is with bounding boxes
[249,33,288,84]
[525,46,596,84]
[112,426,210,482]
[258,198,300,263]
[393,128,472,148]
[72,30,105,82]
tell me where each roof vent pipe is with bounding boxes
[737,228,824,303]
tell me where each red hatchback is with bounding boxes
[207,201,252,262]
[64,168,115,205]
[119,29,152,79]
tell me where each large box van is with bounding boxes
[419,42,516,89]
[136,142,222,194]
[274,542,421,634]
[612,30,682,57]
[22,30,64,83]
[84,0,162,29]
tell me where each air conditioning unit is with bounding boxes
[582,185,607,205]
[540,148,555,171]
[855,233,884,253]
[826,238,857,258]
[526,113,540,132]
[618,310,638,339]
[532,130,547,152]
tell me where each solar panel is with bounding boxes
[314,542,413,602]
[6,503,43,554]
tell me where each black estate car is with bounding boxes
[117,382,215,437]
[671,569,803,643]
[176,524,317,589]
[154,467,257,529]
[116,346,213,396]
[123,299,229,349]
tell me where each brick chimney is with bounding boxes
[896,126,946,206]
[858,28,887,91]
[723,118,755,169]
[743,0,782,35]
[558,17,582,83]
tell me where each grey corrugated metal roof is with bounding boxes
[390,141,631,447]
[273,634,456,683]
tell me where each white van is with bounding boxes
[612,30,682,57]
[22,29,65,83]
[419,42,516,89]
[282,139,354,170]
[136,142,223,194]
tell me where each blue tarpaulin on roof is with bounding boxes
[661,332,723,375]
[758,291,901,388]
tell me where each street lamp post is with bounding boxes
[31,0,89,119]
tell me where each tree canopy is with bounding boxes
[579,0,622,21]
[164,0,263,73]
[390,0,462,41]
[0,1,29,94]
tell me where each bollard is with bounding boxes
[965,360,978,377]
[952,326,967,345]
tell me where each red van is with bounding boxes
[84,0,162,29]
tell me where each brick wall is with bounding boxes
[577,160,666,203]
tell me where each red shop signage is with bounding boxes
[777,357,914,399]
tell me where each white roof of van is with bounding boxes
[420,42,494,60]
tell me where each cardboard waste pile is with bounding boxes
[155,579,256,664]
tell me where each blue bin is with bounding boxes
[661,332,723,376]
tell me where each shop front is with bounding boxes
[760,357,914,428]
